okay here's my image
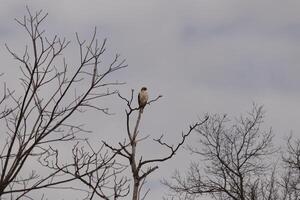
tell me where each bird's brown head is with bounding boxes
[141,87,147,91]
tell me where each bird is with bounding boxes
[138,87,148,113]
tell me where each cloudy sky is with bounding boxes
[1,0,300,199]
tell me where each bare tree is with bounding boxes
[259,135,300,200]
[0,8,127,199]
[103,90,208,200]
[280,136,300,200]
[164,105,276,200]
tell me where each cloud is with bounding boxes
[0,0,300,199]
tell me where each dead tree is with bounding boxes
[164,105,276,200]
[0,8,127,199]
[103,90,208,200]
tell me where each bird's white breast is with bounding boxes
[140,91,148,103]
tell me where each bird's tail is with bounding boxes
[140,107,144,113]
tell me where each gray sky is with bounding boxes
[1,1,300,199]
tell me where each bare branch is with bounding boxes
[164,105,278,200]
[0,8,127,199]
[104,89,207,200]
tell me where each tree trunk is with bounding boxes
[131,110,142,200]
[132,178,140,200]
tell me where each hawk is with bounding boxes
[138,87,148,113]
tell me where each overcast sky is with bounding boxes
[1,1,300,199]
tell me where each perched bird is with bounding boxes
[138,87,148,113]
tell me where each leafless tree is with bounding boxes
[164,105,277,200]
[103,90,208,200]
[280,136,300,200]
[0,8,127,199]
[258,135,300,200]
